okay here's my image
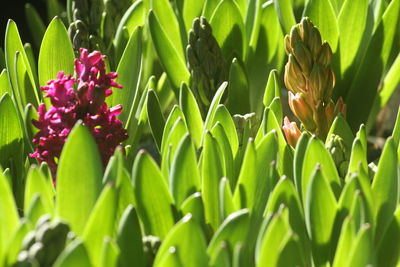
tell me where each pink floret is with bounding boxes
[30,48,128,179]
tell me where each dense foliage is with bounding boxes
[0,0,399,266]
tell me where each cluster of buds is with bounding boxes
[30,48,128,178]
[326,134,350,178]
[282,18,345,146]
[187,17,228,115]
[14,215,70,267]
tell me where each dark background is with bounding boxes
[0,0,54,48]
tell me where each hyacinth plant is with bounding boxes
[0,0,399,266]
[31,48,128,178]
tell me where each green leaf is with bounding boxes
[0,170,19,262]
[0,70,12,97]
[219,177,235,220]
[368,53,400,131]
[345,224,373,267]
[110,26,142,124]
[210,0,246,60]
[156,247,183,267]
[25,194,47,225]
[204,82,228,134]
[38,17,74,90]
[114,1,145,60]
[179,83,204,149]
[212,105,239,158]
[4,220,31,266]
[83,184,117,267]
[180,192,205,224]
[371,137,398,243]
[347,138,368,175]
[147,89,165,151]
[263,70,281,108]
[211,122,235,180]
[326,114,355,150]
[148,10,190,91]
[207,209,250,256]
[15,51,38,111]
[257,207,291,266]
[302,136,341,201]
[247,3,285,114]
[393,107,400,147]
[268,97,282,125]
[332,217,356,267]
[5,20,39,107]
[53,239,93,267]
[346,0,400,130]
[337,0,368,75]
[56,123,103,236]
[209,242,231,267]
[202,131,224,231]
[183,0,206,31]
[377,207,400,267]
[101,238,120,267]
[274,0,297,34]
[303,0,339,52]
[24,3,46,49]
[151,0,185,58]
[293,132,311,200]
[24,43,39,86]
[227,58,250,114]
[24,166,54,216]
[117,205,144,267]
[132,150,175,238]
[170,134,201,207]
[305,165,338,267]
[161,106,185,154]
[154,214,208,267]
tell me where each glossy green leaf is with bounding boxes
[247,3,284,114]
[219,177,235,220]
[101,238,120,267]
[56,123,103,236]
[161,106,185,154]
[179,83,204,149]
[302,136,341,200]
[132,150,175,238]
[170,134,201,207]
[4,220,31,266]
[268,97,282,125]
[393,107,400,147]
[183,0,206,31]
[274,0,297,34]
[210,0,246,59]
[24,43,38,86]
[180,192,205,224]
[377,207,400,267]
[337,0,368,76]
[347,138,368,175]
[257,207,291,266]
[209,241,231,267]
[332,217,356,267]
[147,89,165,150]
[5,20,38,106]
[212,105,239,158]
[117,205,144,267]
[110,26,142,124]
[53,239,93,267]
[211,123,234,180]
[24,166,54,216]
[227,58,250,114]
[0,70,12,97]
[148,10,190,90]
[114,1,145,60]
[15,51,37,111]
[154,214,208,267]
[24,3,46,49]
[305,166,338,266]
[326,114,355,150]
[293,132,311,200]
[83,184,117,267]
[0,170,19,262]
[202,131,224,230]
[371,137,398,243]
[346,0,400,130]
[303,0,339,52]
[38,17,74,89]
[151,0,185,58]
[25,194,47,225]
[202,0,221,18]
[204,82,228,133]
[345,224,373,267]
[156,247,183,267]
[207,209,250,256]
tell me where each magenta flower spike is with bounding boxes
[31,48,128,179]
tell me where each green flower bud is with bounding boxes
[326,134,350,178]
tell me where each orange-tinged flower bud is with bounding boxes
[289,92,316,131]
[283,117,301,148]
[334,97,347,117]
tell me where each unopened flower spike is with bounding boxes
[283,17,345,141]
[31,48,128,179]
